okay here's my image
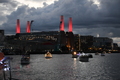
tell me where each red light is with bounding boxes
[26,21,30,33]
[60,15,64,31]
[68,17,72,32]
[16,19,20,33]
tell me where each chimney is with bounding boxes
[26,21,30,33]
[60,15,64,31]
[68,17,72,32]
[16,19,20,33]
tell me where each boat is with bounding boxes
[102,51,106,54]
[101,51,106,56]
[45,51,52,58]
[108,52,111,54]
[79,55,89,62]
[72,51,78,58]
[21,55,30,64]
[95,52,99,55]
[101,53,105,56]
[79,52,89,62]
[88,53,93,58]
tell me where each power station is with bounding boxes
[14,15,76,54]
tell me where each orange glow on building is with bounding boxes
[68,17,73,32]
[26,21,30,33]
[16,19,20,33]
[0,52,4,61]
[60,15,64,31]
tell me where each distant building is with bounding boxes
[113,43,118,50]
[0,30,4,41]
[0,30,5,50]
[93,37,113,52]
[80,35,94,52]
[74,34,80,51]
[66,32,74,51]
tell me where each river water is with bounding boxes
[0,53,120,80]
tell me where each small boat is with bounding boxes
[21,55,30,64]
[101,51,106,56]
[101,53,105,56]
[88,53,93,58]
[72,51,78,58]
[79,52,89,62]
[95,52,99,55]
[79,55,89,62]
[108,52,111,54]
[45,51,52,58]
[102,51,106,54]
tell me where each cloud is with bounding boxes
[112,37,120,46]
[0,0,18,7]
[0,0,120,39]
[0,0,11,3]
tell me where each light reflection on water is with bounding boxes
[0,53,120,80]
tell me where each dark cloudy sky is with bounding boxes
[0,0,120,45]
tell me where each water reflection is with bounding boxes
[20,64,30,69]
[73,58,77,69]
[0,53,120,80]
[45,58,52,60]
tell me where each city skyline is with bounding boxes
[0,0,120,46]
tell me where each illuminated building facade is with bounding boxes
[14,30,74,53]
[14,31,59,52]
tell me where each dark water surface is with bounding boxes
[0,53,120,80]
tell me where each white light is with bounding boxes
[4,67,9,71]
[97,34,99,37]
[88,0,101,9]
[0,61,3,64]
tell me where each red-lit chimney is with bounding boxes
[68,17,73,32]
[60,15,64,31]
[16,19,20,33]
[26,21,30,33]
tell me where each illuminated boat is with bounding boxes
[72,51,78,58]
[45,51,52,58]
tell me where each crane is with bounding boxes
[30,20,34,32]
